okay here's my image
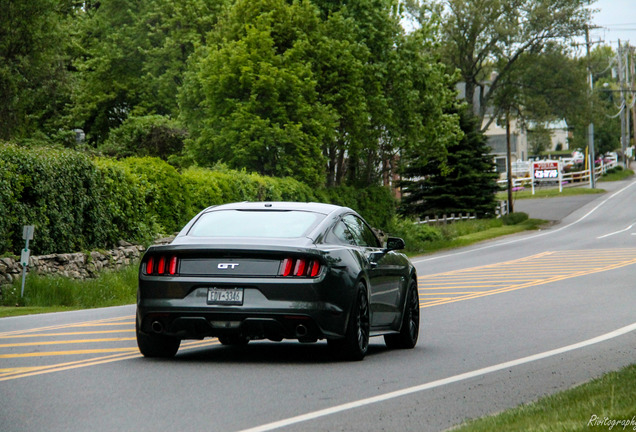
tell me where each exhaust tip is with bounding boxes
[151,321,164,334]
[295,324,308,338]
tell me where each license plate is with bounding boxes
[207,288,244,305]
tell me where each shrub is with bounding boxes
[99,115,187,160]
[181,165,317,220]
[114,157,189,234]
[93,158,156,246]
[0,144,160,255]
[384,217,443,254]
[317,185,396,229]
[0,145,399,255]
[0,144,105,254]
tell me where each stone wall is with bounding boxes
[0,242,145,287]
[0,236,175,294]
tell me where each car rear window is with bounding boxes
[188,210,326,238]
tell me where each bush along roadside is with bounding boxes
[0,144,398,256]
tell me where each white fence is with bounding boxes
[498,159,619,189]
[415,213,476,225]
[414,201,509,225]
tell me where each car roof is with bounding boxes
[202,201,348,215]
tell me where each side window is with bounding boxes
[330,221,357,245]
[342,215,380,248]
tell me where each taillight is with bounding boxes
[293,259,306,276]
[279,257,321,278]
[144,255,178,276]
[309,260,320,277]
[169,256,178,275]
[157,257,165,274]
[281,258,293,277]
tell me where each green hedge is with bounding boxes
[1,145,397,255]
[182,166,315,219]
[0,145,157,255]
[317,185,396,229]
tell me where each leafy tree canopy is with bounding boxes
[0,0,73,141]
[180,0,462,187]
[405,0,593,131]
[71,0,230,143]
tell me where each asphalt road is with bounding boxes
[2,180,636,432]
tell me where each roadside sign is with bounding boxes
[23,225,34,240]
[532,161,559,179]
[531,160,562,194]
[21,225,35,297]
[21,248,30,267]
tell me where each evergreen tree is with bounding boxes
[401,105,498,217]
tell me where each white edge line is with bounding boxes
[412,181,636,264]
[238,322,636,432]
[597,222,636,239]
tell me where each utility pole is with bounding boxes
[618,40,629,167]
[631,46,636,149]
[584,26,598,187]
[506,113,513,214]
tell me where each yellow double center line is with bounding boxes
[0,339,219,382]
[0,315,218,381]
[5,249,636,382]
[418,249,636,307]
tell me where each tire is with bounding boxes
[329,284,370,361]
[218,334,249,346]
[136,320,180,358]
[384,278,419,349]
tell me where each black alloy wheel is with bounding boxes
[136,320,181,358]
[329,283,370,361]
[384,278,419,349]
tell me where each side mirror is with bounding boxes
[385,237,405,251]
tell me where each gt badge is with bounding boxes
[218,263,239,269]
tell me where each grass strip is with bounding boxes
[0,264,138,318]
[418,219,546,254]
[599,168,634,182]
[452,364,636,431]
[497,187,605,201]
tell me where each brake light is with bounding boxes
[169,256,178,275]
[281,258,293,277]
[157,257,165,274]
[279,257,321,278]
[309,260,320,277]
[294,259,306,276]
[144,255,178,276]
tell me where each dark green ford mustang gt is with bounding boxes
[136,201,419,361]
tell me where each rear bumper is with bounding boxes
[137,276,354,341]
[137,308,343,342]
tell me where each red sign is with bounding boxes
[533,161,559,179]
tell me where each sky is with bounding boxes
[587,0,636,47]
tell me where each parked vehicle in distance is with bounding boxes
[136,201,419,361]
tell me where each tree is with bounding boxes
[405,0,592,131]
[181,0,462,188]
[0,0,73,141]
[400,105,499,217]
[527,124,552,155]
[568,45,623,155]
[71,0,228,144]
[99,115,187,160]
[180,0,333,187]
